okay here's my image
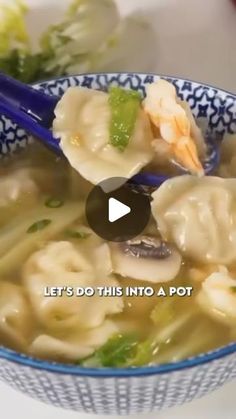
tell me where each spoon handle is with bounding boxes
[0,73,60,153]
[0,73,58,127]
[0,98,60,153]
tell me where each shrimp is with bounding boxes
[197,267,236,326]
[143,80,205,175]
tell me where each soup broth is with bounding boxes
[0,142,234,367]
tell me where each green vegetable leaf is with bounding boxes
[97,334,138,367]
[126,339,153,367]
[82,334,138,367]
[0,0,153,84]
[40,0,119,76]
[16,52,49,83]
[230,286,236,293]
[27,219,52,233]
[80,334,157,367]
[45,198,64,209]
[0,0,29,57]
[108,86,141,151]
[0,50,51,83]
[150,299,176,327]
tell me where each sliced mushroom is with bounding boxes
[109,235,182,283]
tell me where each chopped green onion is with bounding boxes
[45,198,64,208]
[65,230,90,239]
[27,219,52,233]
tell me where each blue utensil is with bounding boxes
[0,73,59,153]
[0,72,219,187]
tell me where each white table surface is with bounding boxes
[1,0,236,418]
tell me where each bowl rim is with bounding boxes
[34,71,236,98]
[0,72,236,378]
[1,343,236,377]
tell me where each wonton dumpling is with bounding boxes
[0,282,32,349]
[197,268,236,326]
[23,240,124,331]
[30,320,118,361]
[53,87,154,185]
[151,175,236,264]
[0,168,38,207]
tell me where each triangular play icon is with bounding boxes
[108,198,131,223]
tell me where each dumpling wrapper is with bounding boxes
[197,267,236,326]
[0,168,38,207]
[151,175,236,265]
[0,282,32,349]
[53,87,154,185]
[30,320,118,361]
[23,239,124,331]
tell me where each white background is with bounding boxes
[1,0,236,418]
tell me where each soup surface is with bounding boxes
[0,139,234,367]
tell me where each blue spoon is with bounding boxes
[0,73,59,153]
[0,73,219,187]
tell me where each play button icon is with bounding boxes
[108,198,131,223]
[86,177,151,242]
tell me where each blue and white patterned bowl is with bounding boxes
[0,73,236,416]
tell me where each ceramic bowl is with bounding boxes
[0,73,236,416]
